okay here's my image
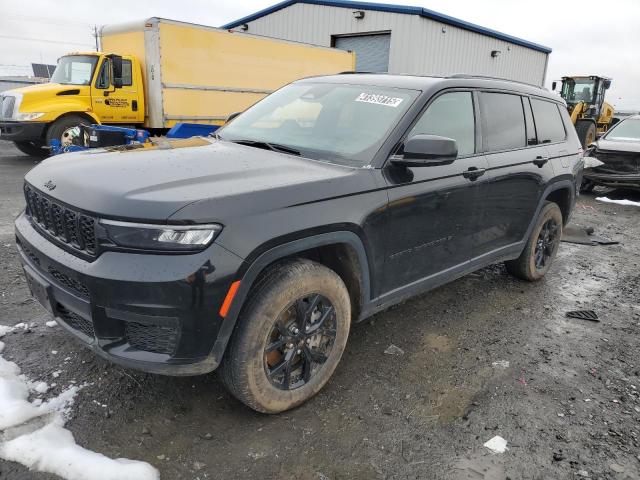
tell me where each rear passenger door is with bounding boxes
[473,92,555,259]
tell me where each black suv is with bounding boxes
[15,74,583,413]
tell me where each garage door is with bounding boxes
[334,34,391,73]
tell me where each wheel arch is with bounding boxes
[211,231,372,363]
[44,111,100,137]
[544,183,573,225]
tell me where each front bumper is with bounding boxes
[583,170,640,189]
[15,213,243,376]
[0,121,47,143]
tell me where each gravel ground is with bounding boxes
[1,139,639,480]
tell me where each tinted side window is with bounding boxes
[120,60,133,87]
[480,92,526,151]
[530,99,566,143]
[408,91,475,156]
[523,97,537,145]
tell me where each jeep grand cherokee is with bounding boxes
[15,74,583,413]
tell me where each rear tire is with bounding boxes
[576,121,596,148]
[220,259,351,413]
[13,141,47,158]
[506,202,563,281]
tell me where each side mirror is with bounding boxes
[552,81,557,91]
[604,79,612,89]
[391,134,458,167]
[109,55,123,88]
[226,111,242,123]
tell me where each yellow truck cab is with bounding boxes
[0,52,144,156]
[0,17,355,157]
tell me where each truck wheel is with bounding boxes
[45,115,89,148]
[220,259,351,413]
[13,141,47,158]
[576,121,597,148]
[505,202,563,282]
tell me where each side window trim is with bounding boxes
[522,96,538,146]
[397,88,479,159]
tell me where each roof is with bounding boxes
[221,0,552,54]
[297,73,559,101]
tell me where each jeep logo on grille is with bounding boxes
[44,180,56,191]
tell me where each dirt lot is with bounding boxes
[1,139,639,480]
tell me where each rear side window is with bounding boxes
[408,91,475,156]
[530,99,566,143]
[480,92,526,151]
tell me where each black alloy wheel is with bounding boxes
[264,293,336,390]
[534,218,559,270]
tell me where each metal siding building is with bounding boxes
[223,0,551,85]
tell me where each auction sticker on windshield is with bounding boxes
[355,93,404,107]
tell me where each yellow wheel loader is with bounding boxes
[553,75,614,148]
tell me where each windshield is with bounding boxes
[50,55,98,85]
[605,118,640,141]
[217,82,419,167]
[561,78,596,104]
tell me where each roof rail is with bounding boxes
[447,74,545,89]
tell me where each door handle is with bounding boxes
[533,155,550,167]
[462,167,486,181]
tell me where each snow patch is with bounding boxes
[0,325,13,337]
[1,421,160,480]
[596,196,640,207]
[0,337,159,480]
[491,360,510,369]
[484,435,508,454]
[45,321,57,328]
[0,341,4,354]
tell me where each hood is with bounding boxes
[7,83,75,96]
[591,138,640,174]
[24,140,372,222]
[1,83,88,121]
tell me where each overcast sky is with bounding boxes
[1,0,638,109]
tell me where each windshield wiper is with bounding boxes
[231,139,301,156]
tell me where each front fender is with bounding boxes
[209,231,371,363]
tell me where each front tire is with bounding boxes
[45,115,89,149]
[220,259,351,413]
[506,202,563,281]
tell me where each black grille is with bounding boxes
[48,266,89,299]
[57,304,95,339]
[125,322,180,356]
[24,185,97,257]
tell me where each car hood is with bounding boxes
[591,138,640,174]
[24,140,374,222]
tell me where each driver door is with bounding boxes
[91,57,141,124]
[380,90,490,294]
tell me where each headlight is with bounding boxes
[16,112,45,121]
[100,220,222,252]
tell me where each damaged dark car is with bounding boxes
[582,114,640,191]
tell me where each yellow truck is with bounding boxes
[0,17,355,156]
